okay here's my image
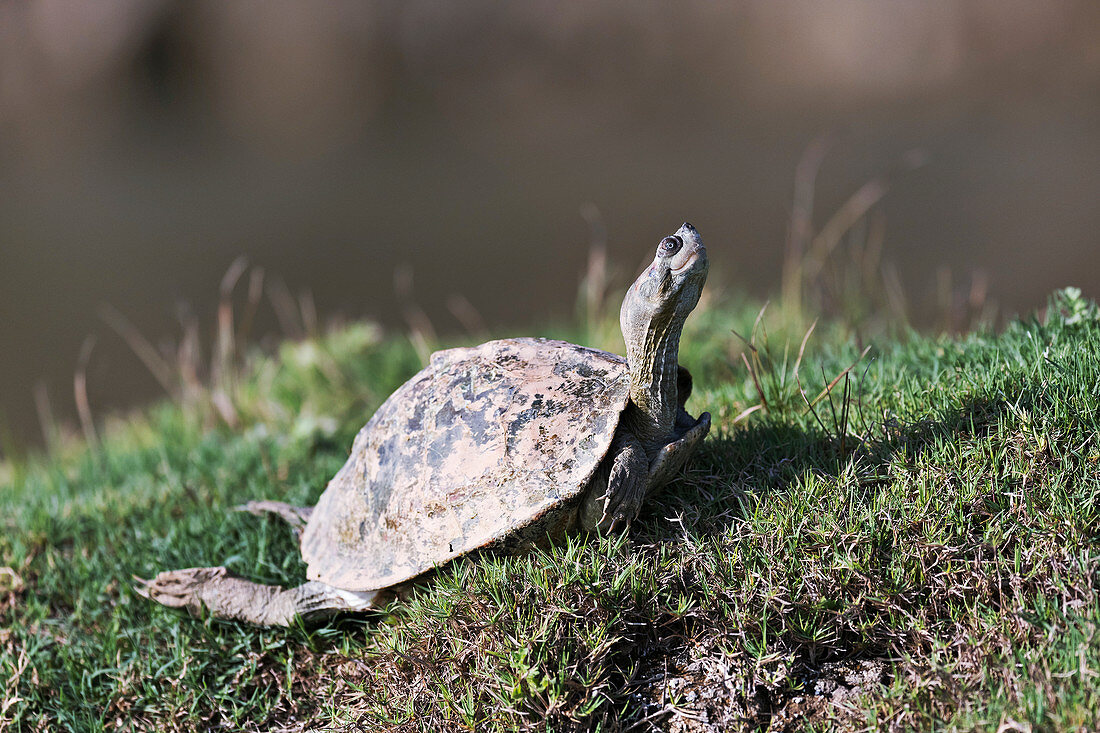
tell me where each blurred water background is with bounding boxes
[2,1,1099,453]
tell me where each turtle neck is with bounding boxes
[622,308,685,450]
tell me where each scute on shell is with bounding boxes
[299,337,631,591]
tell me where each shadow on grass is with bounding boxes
[618,392,1029,730]
[656,391,1017,532]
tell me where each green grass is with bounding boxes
[2,287,1100,732]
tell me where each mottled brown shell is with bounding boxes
[299,337,631,591]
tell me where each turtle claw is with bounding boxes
[597,467,647,533]
[132,575,152,597]
[598,510,630,533]
[598,489,644,533]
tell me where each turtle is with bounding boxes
[136,222,711,626]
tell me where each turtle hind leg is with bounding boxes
[235,501,313,536]
[134,566,377,627]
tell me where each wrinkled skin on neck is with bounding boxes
[619,223,708,451]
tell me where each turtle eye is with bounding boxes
[658,235,683,257]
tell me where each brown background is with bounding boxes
[2,1,1099,451]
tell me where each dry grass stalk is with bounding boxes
[267,276,306,340]
[0,644,30,725]
[237,267,266,347]
[211,257,249,427]
[783,133,833,316]
[799,345,871,414]
[394,264,437,366]
[32,381,57,452]
[96,258,303,435]
[781,139,928,329]
[174,303,203,407]
[447,294,488,341]
[73,335,98,448]
[579,203,611,339]
[216,256,249,375]
[99,304,178,397]
[298,289,319,336]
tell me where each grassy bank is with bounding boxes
[2,287,1099,732]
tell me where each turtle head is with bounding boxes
[620,222,708,341]
[619,223,708,442]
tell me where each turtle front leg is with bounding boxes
[134,567,377,626]
[648,411,711,492]
[579,434,649,532]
